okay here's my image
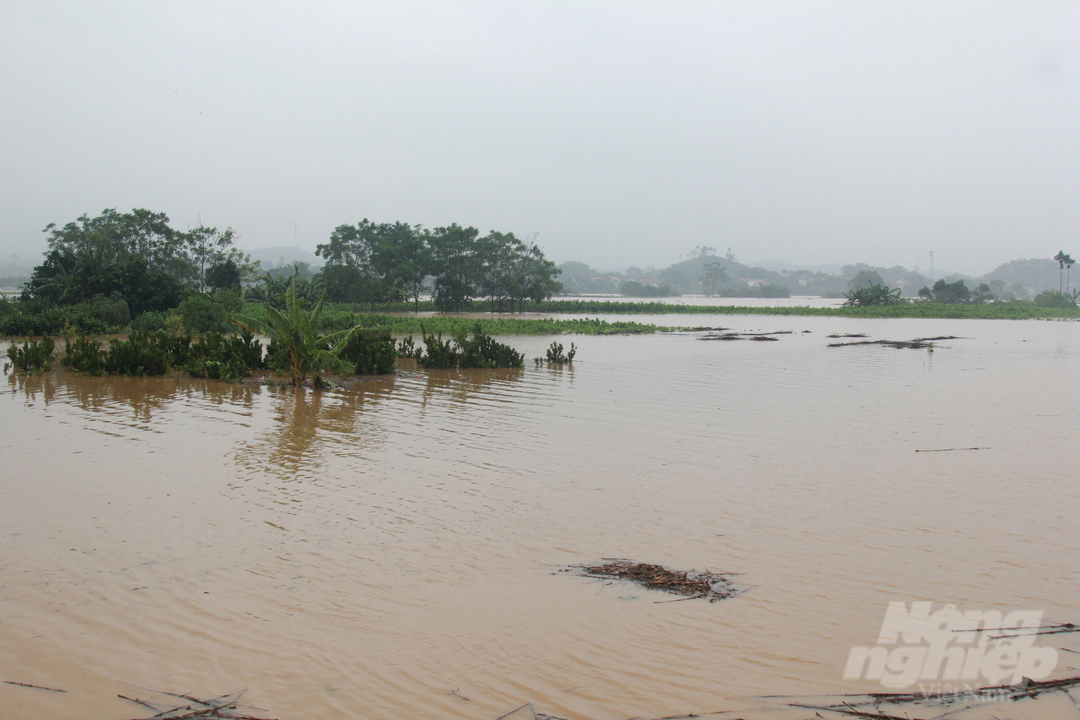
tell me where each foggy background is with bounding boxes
[2,0,1078,276]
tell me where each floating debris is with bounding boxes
[828,335,961,349]
[117,688,274,719]
[826,332,868,338]
[497,674,1080,720]
[781,673,1080,718]
[496,703,571,720]
[700,331,791,342]
[915,446,989,453]
[569,559,739,603]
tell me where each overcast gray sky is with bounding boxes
[2,0,1078,276]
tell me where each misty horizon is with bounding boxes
[3,2,1078,278]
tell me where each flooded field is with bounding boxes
[2,315,1079,719]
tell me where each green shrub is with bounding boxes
[454,325,524,369]
[542,341,576,364]
[131,310,170,333]
[0,310,36,337]
[178,295,230,334]
[396,335,420,361]
[1033,290,1077,309]
[338,330,397,375]
[417,323,524,369]
[843,283,902,307]
[63,335,106,376]
[418,329,457,369]
[264,337,290,375]
[5,336,56,374]
[105,331,173,376]
[184,330,261,381]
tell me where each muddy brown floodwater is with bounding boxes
[2,316,1079,720]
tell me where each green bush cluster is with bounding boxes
[0,294,131,336]
[843,283,903,307]
[337,330,397,375]
[416,324,524,369]
[103,331,175,376]
[63,335,107,375]
[1033,290,1078,309]
[184,330,264,381]
[237,304,662,336]
[5,336,56,374]
[540,341,576,364]
[52,329,264,381]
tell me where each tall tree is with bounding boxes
[1054,250,1067,292]
[476,231,519,312]
[184,224,238,291]
[397,227,433,312]
[369,221,424,303]
[316,220,377,270]
[506,237,561,312]
[316,219,403,310]
[28,209,240,308]
[430,224,481,312]
[699,261,728,296]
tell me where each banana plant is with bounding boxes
[233,280,360,387]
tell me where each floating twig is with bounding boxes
[117,694,162,711]
[915,447,988,453]
[4,680,66,692]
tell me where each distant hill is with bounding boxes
[979,258,1064,294]
[557,253,1071,299]
[754,260,843,275]
[244,246,324,270]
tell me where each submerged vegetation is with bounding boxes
[407,323,525,369]
[233,281,370,387]
[4,336,56,375]
[237,305,664,335]
[843,282,902,307]
[538,341,576,365]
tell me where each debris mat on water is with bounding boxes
[827,335,961,349]
[568,559,739,602]
[699,331,790,341]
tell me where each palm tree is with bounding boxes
[1065,253,1075,295]
[233,280,364,387]
[1054,250,1067,292]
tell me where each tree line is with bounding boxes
[313,220,561,312]
[4,209,564,336]
[23,209,251,316]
